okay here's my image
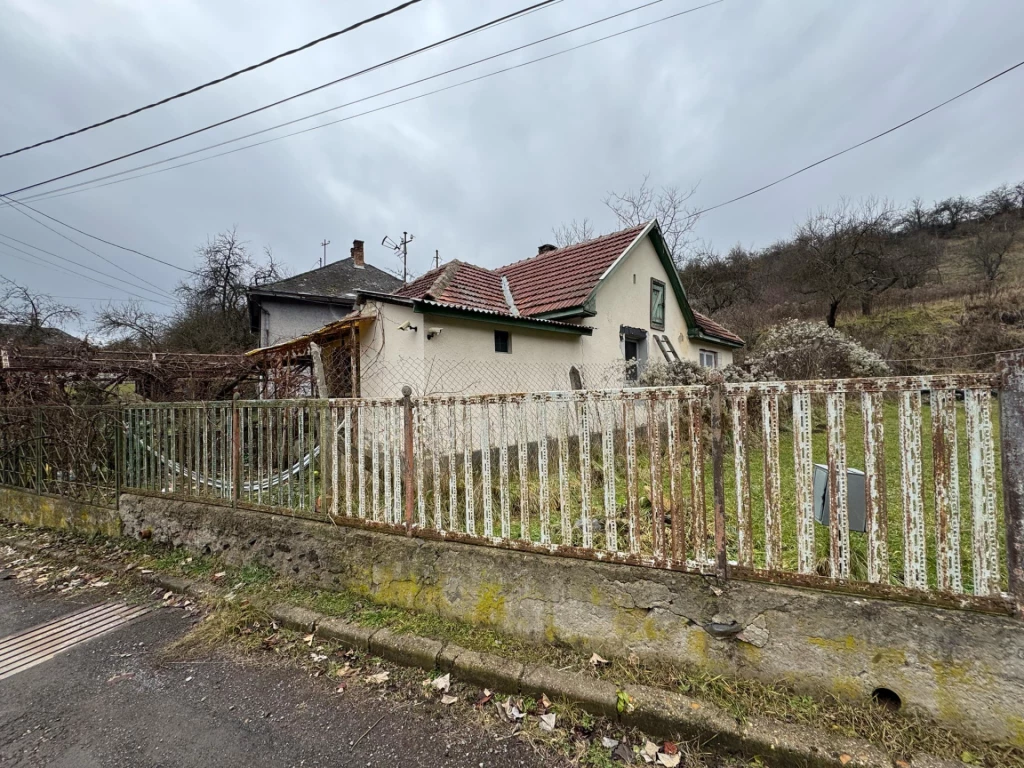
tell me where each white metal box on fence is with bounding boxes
[812,463,867,533]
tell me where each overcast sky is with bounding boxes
[1,0,1022,337]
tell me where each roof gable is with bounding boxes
[497,224,647,316]
[253,257,402,300]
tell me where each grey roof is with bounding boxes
[250,257,402,302]
[0,323,79,346]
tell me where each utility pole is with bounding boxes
[320,239,331,267]
[433,249,440,270]
[382,231,415,283]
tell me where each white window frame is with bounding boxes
[699,349,718,368]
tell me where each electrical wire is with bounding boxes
[0,193,196,275]
[2,0,562,197]
[687,59,1024,221]
[1,199,179,298]
[0,243,175,307]
[0,0,425,160]
[10,0,722,206]
[0,232,175,303]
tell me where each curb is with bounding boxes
[268,601,895,768]
[1,539,959,768]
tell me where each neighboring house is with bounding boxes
[343,219,743,396]
[247,240,402,348]
[0,323,78,347]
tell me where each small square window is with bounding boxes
[650,279,666,330]
[494,330,511,354]
[699,349,718,368]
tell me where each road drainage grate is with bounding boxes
[0,601,151,681]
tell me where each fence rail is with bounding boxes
[3,363,1022,616]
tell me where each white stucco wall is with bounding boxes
[357,301,585,397]
[582,235,734,370]
[259,299,353,347]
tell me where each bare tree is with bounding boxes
[795,198,898,326]
[966,218,1018,289]
[976,184,1018,219]
[933,195,974,232]
[95,300,165,349]
[679,243,756,315]
[551,218,595,247]
[0,278,80,345]
[604,174,700,261]
[168,228,284,353]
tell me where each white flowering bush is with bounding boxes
[745,320,889,380]
[637,360,774,387]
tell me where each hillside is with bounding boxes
[687,183,1024,374]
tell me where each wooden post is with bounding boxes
[34,410,42,496]
[402,385,414,535]
[709,375,728,579]
[232,393,241,507]
[998,352,1024,616]
[114,409,123,510]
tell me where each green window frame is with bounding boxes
[650,278,666,331]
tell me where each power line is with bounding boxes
[0,193,195,274]
[0,199,177,299]
[0,232,176,303]
[12,0,721,205]
[0,0,426,161]
[3,0,561,197]
[0,243,175,307]
[688,59,1024,220]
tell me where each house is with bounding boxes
[333,219,742,397]
[0,323,78,347]
[247,240,402,348]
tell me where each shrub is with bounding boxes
[636,360,773,387]
[744,319,889,380]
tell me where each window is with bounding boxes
[699,349,719,368]
[624,339,639,381]
[494,330,511,353]
[650,279,666,330]
[260,309,270,347]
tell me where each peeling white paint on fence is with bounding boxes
[792,392,814,575]
[899,391,927,591]
[965,389,1000,596]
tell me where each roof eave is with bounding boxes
[413,301,592,335]
[687,328,745,349]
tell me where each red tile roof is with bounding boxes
[497,224,648,316]
[692,311,744,346]
[395,260,508,313]
[384,222,743,346]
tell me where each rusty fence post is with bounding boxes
[402,386,415,535]
[114,408,123,511]
[710,376,728,579]
[34,409,42,496]
[232,393,241,508]
[998,352,1024,616]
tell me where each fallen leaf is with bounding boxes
[432,673,451,692]
[365,671,390,684]
[689,702,700,710]
[538,693,551,711]
[839,756,852,766]
[336,664,354,677]
[662,741,678,755]
[895,761,911,768]
[601,737,620,749]
[303,633,314,646]
[656,753,681,767]
[162,591,174,600]
[538,713,557,732]
[310,653,327,662]
[335,682,347,694]
[212,571,227,580]
[440,694,458,705]
[474,689,494,708]
[92,580,110,588]
[612,742,633,763]
[590,653,610,667]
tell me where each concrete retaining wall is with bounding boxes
[3,486,1022,745]
[0,487,120,537]
[112,494,1024,746]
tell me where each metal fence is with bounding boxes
[3,365,1022,615]
[0,406,120,508]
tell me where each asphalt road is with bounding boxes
[0,578,555,768]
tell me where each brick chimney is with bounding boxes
[538,243,557,254]
[351,239,365,268]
